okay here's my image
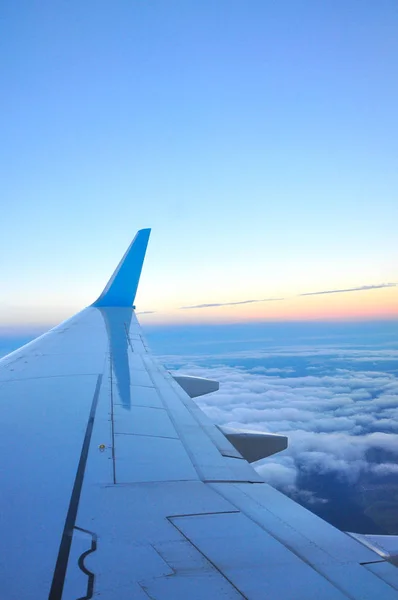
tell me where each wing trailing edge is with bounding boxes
[92,228,151,308]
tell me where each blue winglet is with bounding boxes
[92,228,151,308]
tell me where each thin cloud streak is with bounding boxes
[300,283,397,297]
[141,282,397,316]
[180,298,285,310]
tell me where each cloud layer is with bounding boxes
[163,343,398,515]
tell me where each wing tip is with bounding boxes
[92,228,151,308]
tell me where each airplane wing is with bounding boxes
[1,229,398,600]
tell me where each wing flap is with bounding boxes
[218,426,288,462]
[173,374,219,397]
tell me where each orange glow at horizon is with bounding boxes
[1,287,397,329]
[139,286,398,324]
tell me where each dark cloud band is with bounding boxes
[299,283,397,297]
[180,298,285,310]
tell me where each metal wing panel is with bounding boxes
[139,349,263,483]
[0,371,103,598]
[208,482,398,599]
[0,308,109,599]
[170,512,348,599]
[364,562,398,591]
[209,482,380,564]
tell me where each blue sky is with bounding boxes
[1,1,397,325]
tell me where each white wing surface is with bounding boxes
[1,230,398,599]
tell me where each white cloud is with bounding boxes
[256,459,297,488]
[371,463,398,476]
[166,355,398,496]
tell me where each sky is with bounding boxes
[1,1,397,327]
